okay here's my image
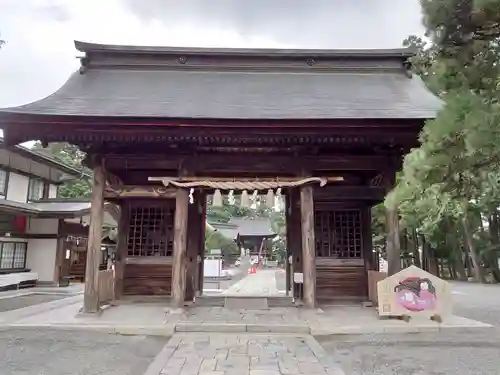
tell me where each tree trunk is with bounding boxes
[447,261,457,280]
[462,215,486,283]
[386,207,401,276]
[454,251,468,281]
[410,229,421,267]
[487,213,500,283]
[421,234,438,276]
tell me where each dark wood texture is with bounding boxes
[171,188,189,308]
[300,184,316,308]
[314,209,362,258]
[316,258,367,300]
[123,259,172,295]
[127,200,175,257]
[69,262,85,281]
[362,207,375,271]
[83,163,105,313]
[104,153,395,173]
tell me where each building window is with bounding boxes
[0,242,27,269]
[28,178,44,201]
[0,169,8,198]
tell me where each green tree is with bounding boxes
[381,0,500,282]
[32,142,92,198]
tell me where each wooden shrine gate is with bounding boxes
[0,41,442,312]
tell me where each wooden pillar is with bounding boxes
[197,196,207,295]
[114,202,129,299]
[53,219,65,284]
[186,192,201,301]
[83,162,105,313]
[171,188,189,309]
[289,189,303,299]
[284,193,292,295]
[362,206,374,270]
[300,184,316,308]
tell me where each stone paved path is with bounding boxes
[221,269,282,296]
[144,333,344,375]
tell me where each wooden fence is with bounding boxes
[98,269,115,304]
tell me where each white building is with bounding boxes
[0,139,116,289]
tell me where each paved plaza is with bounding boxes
[0,281,498,374]
[221,269,285,296]
[145,333,343,375]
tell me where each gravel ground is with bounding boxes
[0,328,168,375]
[0,293,70,312]
[317,282,500,375]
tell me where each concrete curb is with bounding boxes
[0,323,175,336]
[310,322,493,336]
[142,339,178,375]
[0,320,488,337]
[305,336,346,375]
[0,295,83,323]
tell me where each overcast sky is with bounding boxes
[0,0,426,109]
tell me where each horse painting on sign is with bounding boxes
[394,277,437,312]
[377,265,452,321]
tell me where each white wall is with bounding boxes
[26,218,59,234]
[48,184,58,198]
[26,239,58,282]
[6,173,29,203]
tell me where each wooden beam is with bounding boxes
[300,185,316,308]
[314,186,387,201]
[105,153,394,172]
[83,162,105,313]
[171,188,189,309]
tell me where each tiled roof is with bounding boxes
[0,41,442,120]
[0,199,114,218]
[228,217,276,237]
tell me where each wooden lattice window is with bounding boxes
[127,201,175,257]
[315,209,362,258]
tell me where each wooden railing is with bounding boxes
[98,269,115,304]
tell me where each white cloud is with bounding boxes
[0,0,426,108]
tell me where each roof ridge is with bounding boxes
[75,40,415,58]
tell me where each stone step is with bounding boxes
[268,296,295,307]
[193,296,296,308]
[174,322,310,334]
[194,296,225,307]
[225,297,268,309]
